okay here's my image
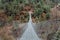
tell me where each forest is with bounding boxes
[0,0,60,23]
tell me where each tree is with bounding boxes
[52,31,60,40]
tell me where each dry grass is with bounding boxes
[0,25,16,40]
